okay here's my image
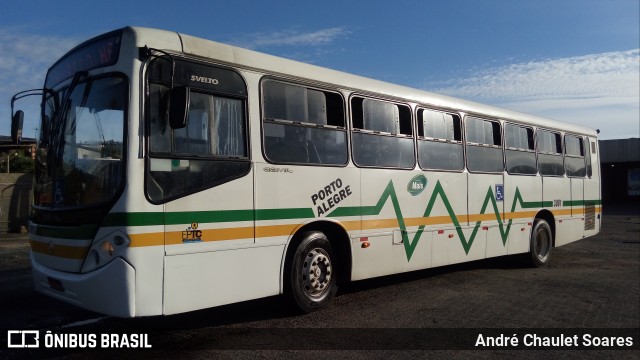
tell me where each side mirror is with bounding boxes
[11,110,24,144]
[170,86,190,129]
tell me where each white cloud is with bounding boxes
[231,27,349,49]
[0,29,79,137]
[431,50,640,140]
[0,29,78,89]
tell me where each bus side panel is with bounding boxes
[502,174,541,256]
[163,245,284,315]
[254,164,359,241]
[465,173,501,261]
[432,226,485,267]
[543,176,571,246]
[400,229,433,273]
[556,178,586,247]
[254,162,360,290]
[351,168,406,280]
[129,244,165,317]
[429,171,469,268]
[162,172,256,314]
[351,168,464,279]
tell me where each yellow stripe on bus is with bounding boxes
[552,209,573,216]
[503,211,539,220]
[129,223,303,247]
[30,240,88,260]
[405,215,454,227]
[129,233,164,247]
[41,206,603,252]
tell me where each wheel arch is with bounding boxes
[534,209,556,247]
[281,220,352,294]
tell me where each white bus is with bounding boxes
[11,27,601,317]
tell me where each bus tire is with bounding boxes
[528,219,552,267]
[288,231,337,313]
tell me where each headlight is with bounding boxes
[81,232,130,273]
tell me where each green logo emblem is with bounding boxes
[407,174,427,196]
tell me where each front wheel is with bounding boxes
[287,231,337,313]
[528,219,553,267]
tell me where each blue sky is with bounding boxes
[1,0,638,140]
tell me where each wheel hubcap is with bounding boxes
[302,248,332,298]
[535,227,550,262]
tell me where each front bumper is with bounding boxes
[31,252,136,317]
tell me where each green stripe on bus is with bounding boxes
[98,182,598,261]
[329,180,598,261]
[255,208,315,221]
[563,200,602,206]
[103,208,314,227]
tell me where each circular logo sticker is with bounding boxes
[407,174,427,196]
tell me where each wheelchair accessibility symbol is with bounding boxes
[495,184,504,202]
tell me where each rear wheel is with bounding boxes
[288,231,337,313]
[528,219,552,267]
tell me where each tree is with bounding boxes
[0,151,34,173]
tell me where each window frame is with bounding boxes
[536,128,565,177]
[564,133,587,178]
[585,137,594,178]
[144,57,251,204]
[504,122,537,176]
[349,94,415,169]
[416,106,464,172]
[464,115,504,174]
[260,78,348,167]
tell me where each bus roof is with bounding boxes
[129,26,597,137]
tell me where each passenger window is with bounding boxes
[262,80,347,165]
[537,130,564,176]
[417,108,463,171]
[565,134,586,177]
[465,117,503,173]
[351,97,414,168]
[505,123,536,175]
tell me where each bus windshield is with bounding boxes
[34,75,127,208]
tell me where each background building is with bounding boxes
[599,138,640,205]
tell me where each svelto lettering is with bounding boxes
[190,75,219,85]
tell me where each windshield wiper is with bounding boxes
[50,71,89,170]
[59,71,89,117]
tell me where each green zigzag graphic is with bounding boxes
[329,180,548,261]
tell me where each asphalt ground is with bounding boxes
[0,203,638,359]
